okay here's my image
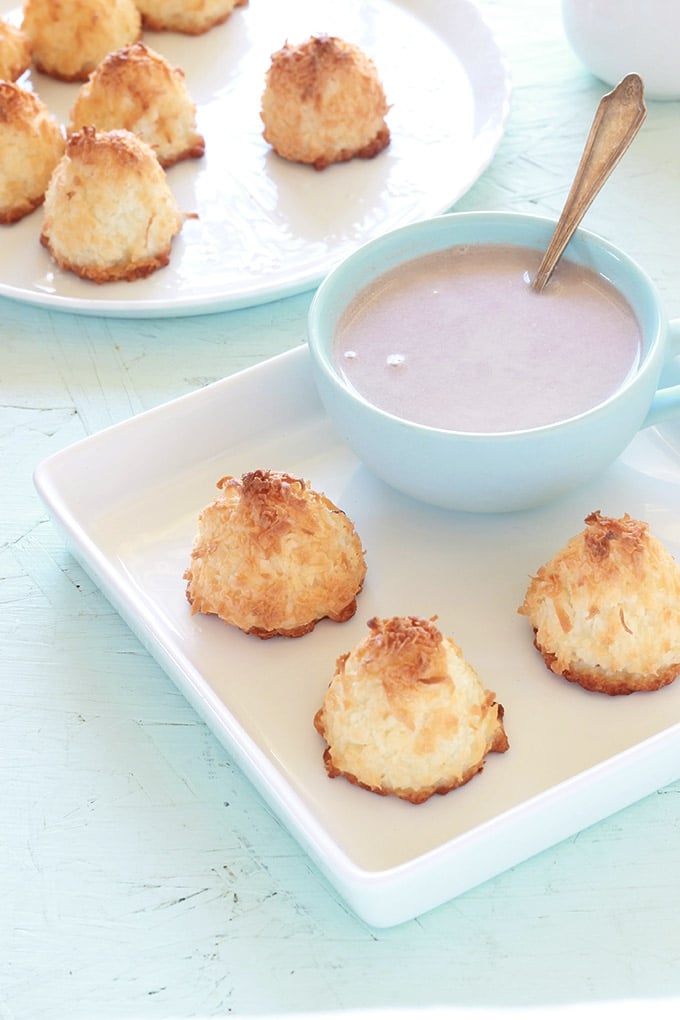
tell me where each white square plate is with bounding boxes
[34,345,680,926]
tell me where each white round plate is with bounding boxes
[0,0,510,317]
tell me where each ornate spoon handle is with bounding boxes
[531,72,646,293]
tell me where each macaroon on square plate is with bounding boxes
[34,345,680,927]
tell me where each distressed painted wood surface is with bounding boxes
[2,1,680,1017]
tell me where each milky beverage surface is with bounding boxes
[333,244,642,432]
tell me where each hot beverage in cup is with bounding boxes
[333,242,642,434]
[307,212,680,513]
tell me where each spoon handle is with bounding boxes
[531,72,646,293]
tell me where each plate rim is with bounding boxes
[33,343,680,926]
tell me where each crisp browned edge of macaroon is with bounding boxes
[1,194,45,225]
[69,42,206,168]
[31,57,117,84]
[313,615,509,804]
[530,633,680,697]
[39,126,181,283]
[32,31,144,83]
[244,591,360,641]
[314,704,508,805]
[38,239,175,283]
[156,137,205,169]
[140,0,248,35]
[311,124,390,173]
[520,510,680,696]
[1,193,46,223]
[183,469,366,640]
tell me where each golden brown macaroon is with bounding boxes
[0,17,31,81]
[314,615,509,803]
[22,0,141,82]
[40,127,183,283]
[184,470,367,638]
[519,511,680,696]
[260,34,391,171]
[135,0,247,35]
[0,81,64,224]
[69,42,204,168]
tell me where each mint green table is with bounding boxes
[3,1,680,1016]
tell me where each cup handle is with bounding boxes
[643,318,680,428]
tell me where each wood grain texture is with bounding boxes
[2,1,680,1016]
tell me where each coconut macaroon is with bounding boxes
[314,616,509,803]
[0,17,31,81]
[22,0,141,82]
[134,0,247,35]
[40,127,183,283]
[184,470,367,639]
[261,34,391,171]
[0,81,64,225]
[69,43,204,169]
[519,511,680,696]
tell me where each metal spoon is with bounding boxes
[531,72,646,293]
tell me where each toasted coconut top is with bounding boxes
[0,79,45,122]
[352,615,449,710]
[64,124,154,167]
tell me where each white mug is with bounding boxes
[562,0,680,100]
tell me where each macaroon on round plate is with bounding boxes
[0,0,511,316]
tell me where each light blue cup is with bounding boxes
[307,211,680,513]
